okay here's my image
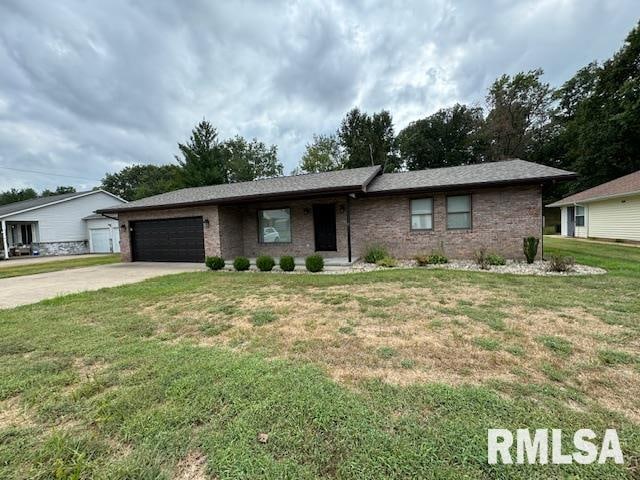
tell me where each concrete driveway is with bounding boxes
[0,262,206,309]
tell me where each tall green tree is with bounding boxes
[223,136,283,183]
[397,104,485,170]
[175,120,228,187]
[338,108,400,172]
[101,164,182,201]
[41,186,76,197]
[483,69,553,161]
[297,134,344,173]
[555,22,640,189]
[0,188,37,206]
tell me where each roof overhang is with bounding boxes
[547,189,640,207]
[0,190,126,219]
[96,185,365,214]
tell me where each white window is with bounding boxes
[411,198,433,230]
[575,206,585,227]
[259,208,291,243]
[447,195,471,229]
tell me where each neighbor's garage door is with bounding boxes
[131,217,205,262]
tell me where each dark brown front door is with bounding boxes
[313,204,337,251]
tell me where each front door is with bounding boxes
[313,204,337,251]
[567,206,575,237]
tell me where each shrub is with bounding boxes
[416,252,449,265]
[474,249,490,270]
[233,256,250,271]
[376,256,397,268]
[485,252,506,266]
[305,254,324,272]
[205,256,225,271]
[363,244,388,263]
[547,255,575,273]
[279,255,295,272]
[256,255,275,272]
[523,236,539,264]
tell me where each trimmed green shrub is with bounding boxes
[205,256,225,271]
[547,255,575,273]
[305,254,324,272]
[363,244,388,263]
[415,252,449,265]
[376,256,398,268]
[256,255,275,272]
[523,236,539,264]
[485,253,506,266]
[233,256,250,271]
[279,255,295,272]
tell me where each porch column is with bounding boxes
[1,220,8,260]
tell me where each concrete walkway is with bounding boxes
[0,254,113,269]
[0,262,205,309]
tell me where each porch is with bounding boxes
[0,220,39,260]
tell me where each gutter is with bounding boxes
[96,184,367,214]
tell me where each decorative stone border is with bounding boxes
[211,259,606,276]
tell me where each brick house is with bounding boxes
[96,159,574,263]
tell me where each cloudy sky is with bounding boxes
[0,0,637,192]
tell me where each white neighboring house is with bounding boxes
[0,190,127,259]
[547,170,640,242]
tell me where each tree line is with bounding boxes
[0,186,77,207]
[2,22,637,204]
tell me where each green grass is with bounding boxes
[537,335,573,356]
[0,238,638,478]
[0,254,120,279]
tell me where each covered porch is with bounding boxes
[1,220,39,260]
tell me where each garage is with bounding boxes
[130,217,205,262]
[90,227,120,253]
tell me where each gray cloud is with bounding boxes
[0,0,637,190]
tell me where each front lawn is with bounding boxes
[0,254,120,279]
[0,238,638,478]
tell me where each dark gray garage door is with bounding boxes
[131,217,205,262]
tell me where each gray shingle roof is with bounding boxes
[97,160,575,213]
[98,166,382,212]
[0,190,94,218]
[367,159,575,193]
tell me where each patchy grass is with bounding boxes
[0,254,120,278]
[0,237,638,478]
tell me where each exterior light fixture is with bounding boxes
[120,224,126,231]
[339,205,345,213]
[303,208,310,215]
[203,218,210,227]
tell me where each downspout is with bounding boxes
[346,195,352,263]
[540,185,544,261]
[1,220,9,260]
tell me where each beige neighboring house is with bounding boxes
[548,170,640,242]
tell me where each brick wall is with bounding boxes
[351,185,542,259]
[240,196,349,258]
[117,205,220,261]
[218,205,244,259]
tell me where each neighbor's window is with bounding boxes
[411,198,433,230]
[447,195,471,229]
[258,208,291,243]
[575,206,585,227]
